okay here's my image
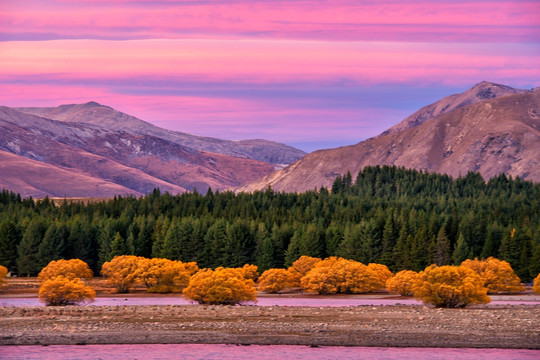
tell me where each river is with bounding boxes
[1,344,538,360]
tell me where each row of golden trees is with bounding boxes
[1,257,538,308]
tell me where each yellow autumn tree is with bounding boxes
[412,265,490,308]
[136,258,191,293]
[101,255,144,293]
[533,273,540,294]
[38,259,93,281]
[367,263,394,291]
[183,267,256,305]
[240,264,259,281]
[287,255,321,287]
[300,257,382,295]
[39,276,96,306]
[460,257,524,293]
[0,265,8,289]
[258,268,294,293]
[184,261,200,275]
[386,270,418,296]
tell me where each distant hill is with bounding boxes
[240,82,540,192]
[17,102,306,165]
[0,106,280,197]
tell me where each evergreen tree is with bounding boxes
[17,218,47,276]
[256,236,275,272]
[452,233,471,265]
[433,227,452,266]
[37,222,66,269]
[110,232,129,257]
[284,229,303,267]
[0,219,21,271]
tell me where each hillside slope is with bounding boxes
[240,85,540,192]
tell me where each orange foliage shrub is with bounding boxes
[386,270,418,296]
[101,255,144,293]
[533,274,540,294]
[39,276,95,306]
[258,269,293,293]
[137,258,191,293]
[0,265,7,289]
[412,265,490,308]
[460,257,524,293]
[38,259,93,281]
[367,263,394,291]
[287,256,321,286]
[184,262,200,275]
[240,264,259,281]
[183,267,256,305]
[300,257,382,295]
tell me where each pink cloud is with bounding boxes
[1,1,539,42]
[1,40,538,86]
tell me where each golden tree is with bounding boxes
[0,265,7,289]
[258,268,294,293]
[39,276,95,306]
[101,255,144,293]
[287,255,321,287]
[367,263,394,291]
[533,273,540,294]
[183,267,256,305]
[460,257,524,293]
[300,257,382,295]
[136,258,191,293]
[412,265,490,308]
[38,259,93,281]
[184,261,200,275]
[240,264,259,281]
[386,270,418,296]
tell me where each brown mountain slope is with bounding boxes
[0,150,143,198]
[240,90,540,193]
[0,106,273,196]
[17,102,306,165]
[382,81,529,135]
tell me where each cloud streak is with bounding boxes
[1,1,539,151]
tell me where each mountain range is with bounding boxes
[1,81,538,198]
[240,81,540,193]
[0,104,305,198]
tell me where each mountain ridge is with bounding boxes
[0,106,276,197]
[16,102,306,165]
[239,82,540,193]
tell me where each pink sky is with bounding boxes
[1,0,539,151]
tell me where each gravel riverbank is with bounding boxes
[1,304,539,348]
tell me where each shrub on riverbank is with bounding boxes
[413,265,490,308]
[386,270,418,296]
[183,267,256,305]
[38,275,95,306]
[38,259,93,281]
[534,274,540,294]
[0,265,7,289]
[258,268,294,293]
[460,257,524,293]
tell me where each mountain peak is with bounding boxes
[382,81,529,136]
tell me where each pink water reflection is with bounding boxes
[1,296,539,307]
[1,344,538,360]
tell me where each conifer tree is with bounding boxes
[17,218,47,276]
[453,233,471,265]
[0,220,21,270]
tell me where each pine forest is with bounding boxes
[1,165,539,282]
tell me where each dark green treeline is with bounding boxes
[1,166,539,281]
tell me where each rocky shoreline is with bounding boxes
[1,304,539,348]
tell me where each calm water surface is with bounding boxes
[1,296,539,307]
[0,344,538,360]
